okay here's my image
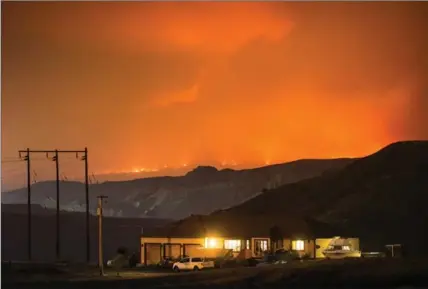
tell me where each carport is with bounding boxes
[183,243,203,257]
[163,243,182,259]
[143,243,162,265]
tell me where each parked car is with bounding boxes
[172,257,214,272]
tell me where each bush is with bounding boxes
[117,246,128,255]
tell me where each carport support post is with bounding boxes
[313,238,317,259]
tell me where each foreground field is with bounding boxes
[3,258,428,288]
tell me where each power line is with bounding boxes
[32,170,38,184]
[1,156,23,161]
[2,157,53,163]
[60,173,68,181]
[1,159,23,163]
[89,172,99,185]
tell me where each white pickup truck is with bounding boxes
[172,257,214,272]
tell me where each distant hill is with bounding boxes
[1,159,353,220]
[1,204,170,262]
[170,141,428,255]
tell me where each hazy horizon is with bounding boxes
[2,153,350,191]
[4,140,427,191]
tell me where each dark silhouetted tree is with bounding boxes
[269,225,283,253]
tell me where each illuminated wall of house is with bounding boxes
[283,239,291,251]
[289,239,315,258]
[139,235,341,263]
[140,236,204,265]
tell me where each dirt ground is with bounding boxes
[3,258,428,288]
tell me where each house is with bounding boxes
[140,214,359,265]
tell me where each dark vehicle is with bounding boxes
[246,257,259,267]
[256,249,302,266]
[158,256,182,269]
[214,258,239,269]
[275,249,306,260]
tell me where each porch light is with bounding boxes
[204,237,218,248]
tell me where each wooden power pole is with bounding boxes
[53,150,60,260]
[97,195,108,276]
[24,148,32,260]
[83,147,90,263]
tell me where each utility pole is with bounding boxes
[18,149,90,263]
[22,148,32,261]
[83,147,90,263]
[97,195,108,276]
[52,150,60,261]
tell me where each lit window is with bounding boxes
[292,240,305,251]
[246,240,250,249]
[224,240,241,252]
[254,239,268,255]
[260,240,268,251]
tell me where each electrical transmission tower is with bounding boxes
[18,148,91,262]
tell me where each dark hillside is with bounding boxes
[1,204,171,262]
[2,159,353,219]
[226,141,428,254]
[164,141,428,255]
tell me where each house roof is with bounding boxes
[142,213,342,239]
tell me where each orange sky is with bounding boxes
[2,2,428,188]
